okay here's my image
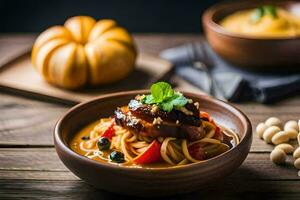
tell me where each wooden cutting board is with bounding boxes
[0,50,173,105]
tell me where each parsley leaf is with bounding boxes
[142,82,188,112]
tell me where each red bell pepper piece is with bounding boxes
[133,140,162,164]
[101,119,116,140]
[200,111,211,121]
[200,111,217,124]
[200,111,223,140]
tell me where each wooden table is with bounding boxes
[1,34,300,199]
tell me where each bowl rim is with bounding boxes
[202,0,300,41]
[54,90,252,172]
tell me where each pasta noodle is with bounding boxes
[69,82,242,167]
[71,117,239,167]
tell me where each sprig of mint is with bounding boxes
[250,5,277,23]
[142,82,188,112]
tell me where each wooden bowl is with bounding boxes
[202,0,300,71]
[54,91,252,196]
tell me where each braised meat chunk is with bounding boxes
[115,102,204,141]
[128,99,201,127]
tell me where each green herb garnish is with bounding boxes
[250,5,277,23]
[142,82,188,112]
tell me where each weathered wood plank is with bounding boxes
[0,170,78,181]
[0,148,66,171]
[0,148,299,180]
[0,93,66,146]
[0,179,299,199]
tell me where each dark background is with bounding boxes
[0,0,222,33]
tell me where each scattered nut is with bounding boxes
[257,118,299,143]
[293,134,300,169]
[284,120,299,132]
[257,118,300,172]
[294,148,300,159]
[275,143,294,154]
[270,148,286,164]
[284,129,298,140]
[263,126,281,144]
[293,134,300,156]
[265,117,283,129]
[256,122,268,139]
[271,131,290,145]
[294,158,300,169]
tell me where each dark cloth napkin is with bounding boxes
[160,40,300,103]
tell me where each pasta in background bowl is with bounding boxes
[54,84,252,196]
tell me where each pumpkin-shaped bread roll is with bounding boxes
[32,16,137,89]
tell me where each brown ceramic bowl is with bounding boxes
[202,0,300,71]
[54,90,252,196]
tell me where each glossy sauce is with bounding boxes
[70,121,239,168]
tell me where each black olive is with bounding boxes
[97,137,111,151]
[81,136,90,141]
[109,151,125,163]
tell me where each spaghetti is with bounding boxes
[71,115,239,167]
[70,82,240,167]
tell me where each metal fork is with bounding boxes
[191,43,226,101]
[160,42,226,100]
